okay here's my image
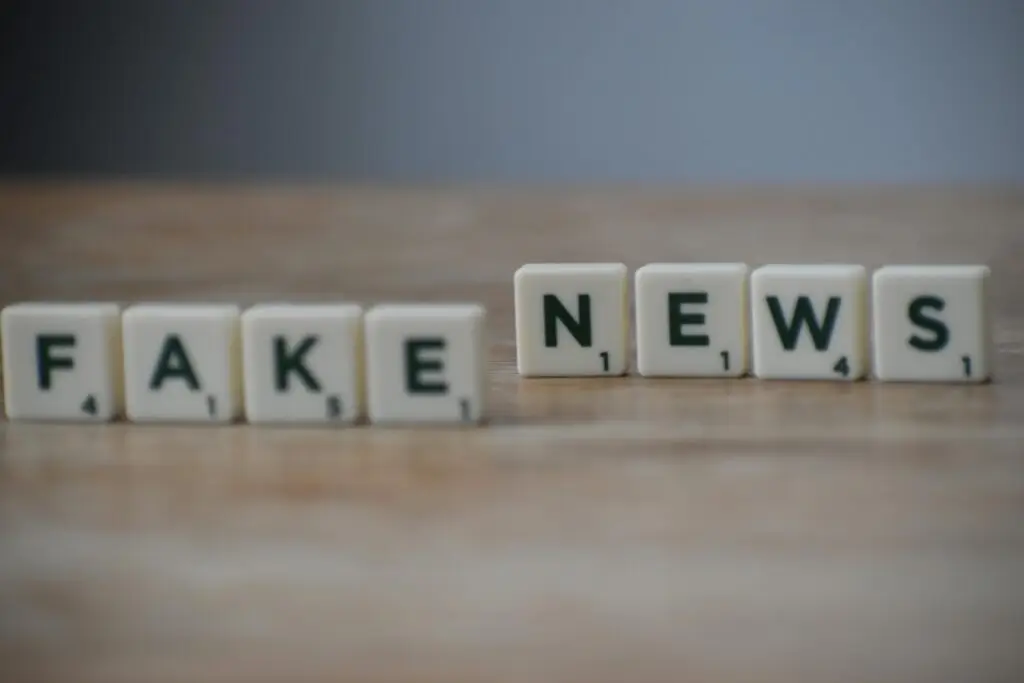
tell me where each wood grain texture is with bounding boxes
[1,183,1023,683]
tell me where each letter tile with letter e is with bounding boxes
[635,263,749,377]
[514,263,628,376]
[751,265,868,380]
[1,303,123,421]
[872,265,991,382]
[365,304,486,425]
[122,304,242,423]
[242,303,364,424]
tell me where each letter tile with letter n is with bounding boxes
[1,303,123,421]
[635,263,749,377]
[751,265,868,380]
[514,263,628,376]
[873,265,991,382]
[365,304,486,425]
[122,304,242,423]
[241,303,364,424]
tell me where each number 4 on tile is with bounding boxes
[81,394,98,415]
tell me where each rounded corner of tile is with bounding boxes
[513,264,533,281]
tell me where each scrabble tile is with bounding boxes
[872,265,991,382]
[751,265,868,380]
[1,303,123,421]
[514,263,628,376]
[242,304,364,424]
[635,263,749,377]
[365,304,486,425]
[122,304,242,423]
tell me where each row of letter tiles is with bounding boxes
[0,303,486,424]
[514,263,991,382]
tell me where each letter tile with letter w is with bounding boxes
[751,265,868,380]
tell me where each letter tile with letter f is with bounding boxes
[364,304,486,424]
[2,303,123,421]
[751,265,868,380]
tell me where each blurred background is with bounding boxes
[1,0,1022,185]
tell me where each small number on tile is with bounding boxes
[962,355,972,377]
[599,351,609,372]
[720,350,730,371]
[326,395,342,419]
[833,356,850,377]
[81,395,97,416]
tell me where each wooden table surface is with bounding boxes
[1,183,1022,683]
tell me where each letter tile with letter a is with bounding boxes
[364,304,486,424]
[751,265,868,380]
[1,303,123,421]
[122,304,242,423]
[514,263,628,376]
[241,303,364,424]
[635,263,749,377]
[872,265,991,382]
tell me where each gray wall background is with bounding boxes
[2,0,1022,184]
